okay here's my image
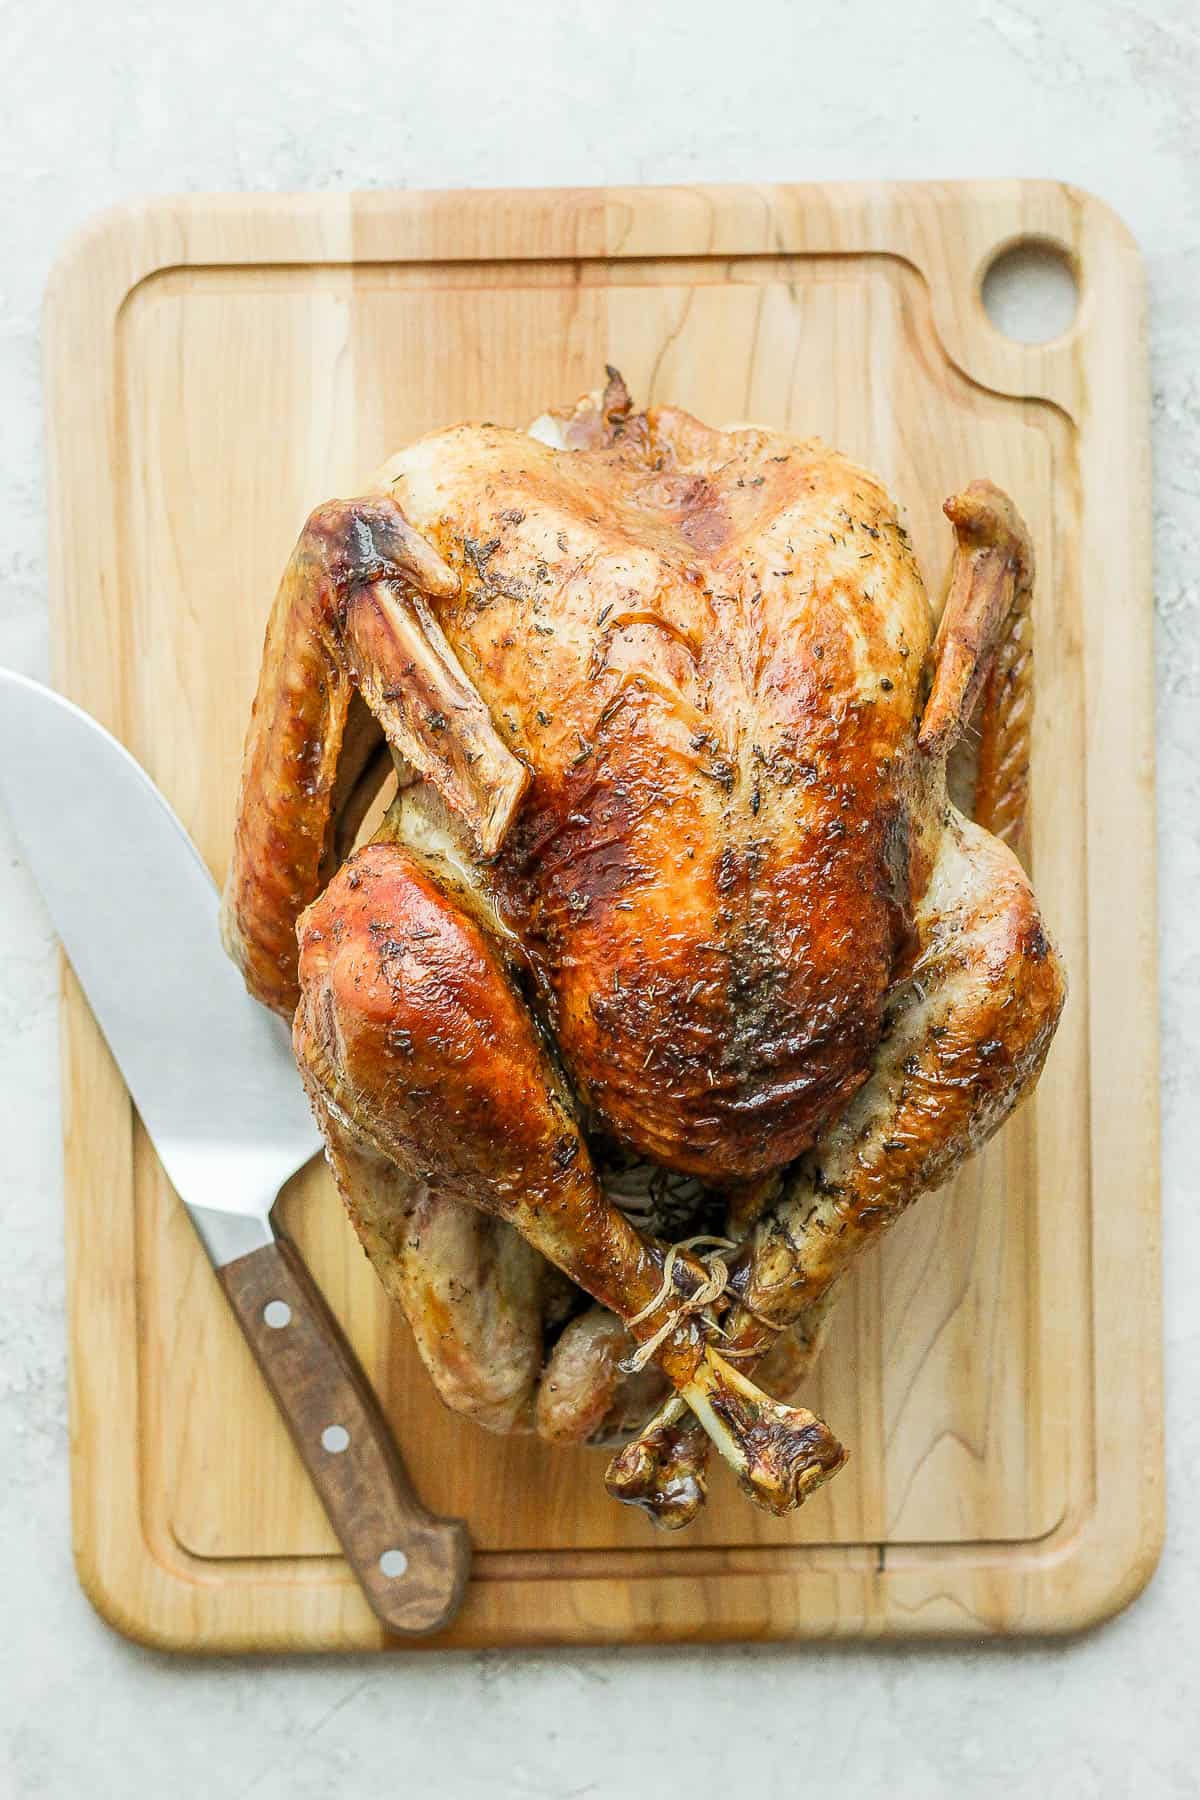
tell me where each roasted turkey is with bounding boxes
[223,372,1065,1527]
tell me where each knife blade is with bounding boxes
[0,668,468,1635]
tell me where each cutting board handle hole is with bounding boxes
[981,238,1079,344]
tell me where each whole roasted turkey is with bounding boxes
[223,372,1065,1528]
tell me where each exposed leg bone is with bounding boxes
[600,1179,822,1523]
[601,1298,841,1526]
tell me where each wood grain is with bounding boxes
[44,181,1161,1650]
[217,1237,469,1636]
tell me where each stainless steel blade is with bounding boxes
[0,669,321,1261]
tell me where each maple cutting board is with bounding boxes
[44,182,1161,1651]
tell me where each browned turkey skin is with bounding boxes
[223,373,1065,1523]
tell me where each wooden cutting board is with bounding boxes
[44,181,1161,1651]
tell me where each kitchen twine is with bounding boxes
[618,1235,738,1373]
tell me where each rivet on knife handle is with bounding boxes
[217,1234,470,1635]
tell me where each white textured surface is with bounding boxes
[1,2,1197,1794]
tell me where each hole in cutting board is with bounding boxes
[981,239,1079,343]
[321,1424,350,1454]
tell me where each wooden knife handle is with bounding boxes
[218,1234,470,1636]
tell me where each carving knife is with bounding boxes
[0,668,469,1636]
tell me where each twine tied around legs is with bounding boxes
[618,1235,738,1374]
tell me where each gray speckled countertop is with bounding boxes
[1,3,1196,1794]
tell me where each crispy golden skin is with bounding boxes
[227,389,932,1168]
[224,374,1064,1520]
